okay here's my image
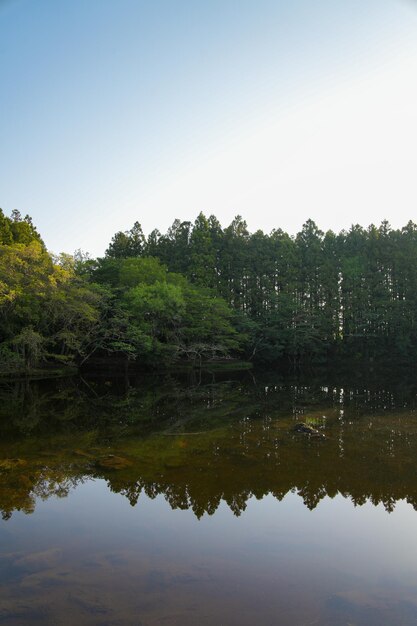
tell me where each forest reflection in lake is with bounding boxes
[1,367,417,625]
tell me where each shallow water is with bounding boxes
[1,368,417,625]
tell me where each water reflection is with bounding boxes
[1,369,417,520]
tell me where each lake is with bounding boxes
[1,367,417,625]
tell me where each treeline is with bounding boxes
[1,208,417,372]
[0,210,241,372]
[104,213,417,363]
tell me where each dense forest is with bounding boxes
[1,208,417,373]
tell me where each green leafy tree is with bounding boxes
[106,221,145,258]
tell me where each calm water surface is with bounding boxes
[1,368,417,625]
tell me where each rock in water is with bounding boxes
[293,422,325,439]
[0,458,27,470]
[96,455,133,470]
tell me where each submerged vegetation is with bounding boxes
[2,208,417,373]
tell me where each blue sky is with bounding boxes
[1,0,417,255]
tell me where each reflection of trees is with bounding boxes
[93,412,417,517]
[2,431,417,519]
[33,472,84,501]
[2,369,417,519]
[0,468,84,520]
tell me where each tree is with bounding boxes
[105,221,145,258]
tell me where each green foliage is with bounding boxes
[0,209,13,245]
[124,281,185,363]
[119,257,167,287]
[0,241,55,337]
[178,285,241,361]
[0,210,244,371]
[4,207,417,372]
[122,270,242,365]
[106,221,145,258]
[103,213,417,365]
[0,343,24,372]
[10,327,45,368]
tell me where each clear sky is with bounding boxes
[1,0,417,256]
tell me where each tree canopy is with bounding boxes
[2,208,417,372]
